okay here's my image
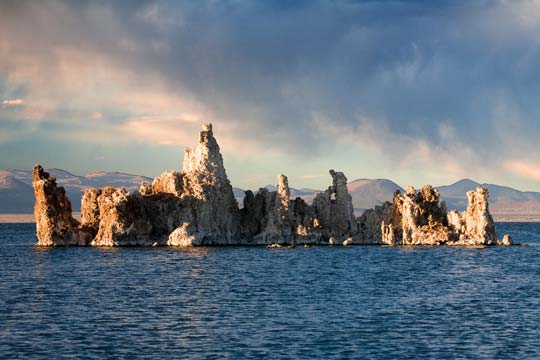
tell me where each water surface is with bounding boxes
[1,223,539,359]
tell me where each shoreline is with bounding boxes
[0,213,81,224]
[1,213,538,224]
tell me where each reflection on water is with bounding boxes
[0,222,539,359]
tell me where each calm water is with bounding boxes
[0,223,539,359]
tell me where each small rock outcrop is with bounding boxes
[32,123,511,247]
[500,234,513,246]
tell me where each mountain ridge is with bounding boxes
[1,168,539,217]
[0,168,152,213]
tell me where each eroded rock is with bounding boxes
[167,222,201,247]
[32,165,83,246]
[250,175,295,244]
[355,201,393,245]
[500,234,513,246]
[169,123,241,246]
[150,171,183,197]
[183,123,227,179]
[32,123,508,248]
[91,187,153,246]
[80,188,102,242]
[312,170,356,243]
[377,186,451,245]
[378,185,498,246]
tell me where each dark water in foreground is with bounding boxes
[1,223,539,359]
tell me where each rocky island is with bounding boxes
[32,124,512,247]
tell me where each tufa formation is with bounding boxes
[32,123,511,247]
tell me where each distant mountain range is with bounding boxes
[437,179,540,212]
[2,168,540,219]
[0,168,151,213]
[347,178,404,212]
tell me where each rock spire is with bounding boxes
[32,165,83,246]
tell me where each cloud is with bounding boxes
[296,174,327,180]
[504,160,540,181]
[312,112,484,184]
[2,98,23,106]
[1,1,540,189]
[122,116,202,146]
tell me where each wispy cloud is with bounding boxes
[2,99,24,107]
[295,174,327,180]
[504,160,540,181]
[123,116,202,146]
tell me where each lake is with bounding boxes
[1,223,539,359]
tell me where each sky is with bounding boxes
[1,0,540,191]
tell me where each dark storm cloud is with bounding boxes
[2,0,540,185]
[96,0,539,156]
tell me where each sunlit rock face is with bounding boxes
[380,185,499,246]
[91,123,241,247]
[31,123,509,247]
[148,171,183,197]
[380,185,451,246]
[32,165,83,246]
[447,187,498,246]
[32,123,241,247]
[169,123,241,246]
[183,123,227,179]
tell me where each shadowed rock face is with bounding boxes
[32,123,509,247]
[312,170,356,242]
[80,188,101,242]
[92,187,153,246]
[355,201,393,245]
[239,174,321,245]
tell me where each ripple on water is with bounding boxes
[0,222,539,359]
